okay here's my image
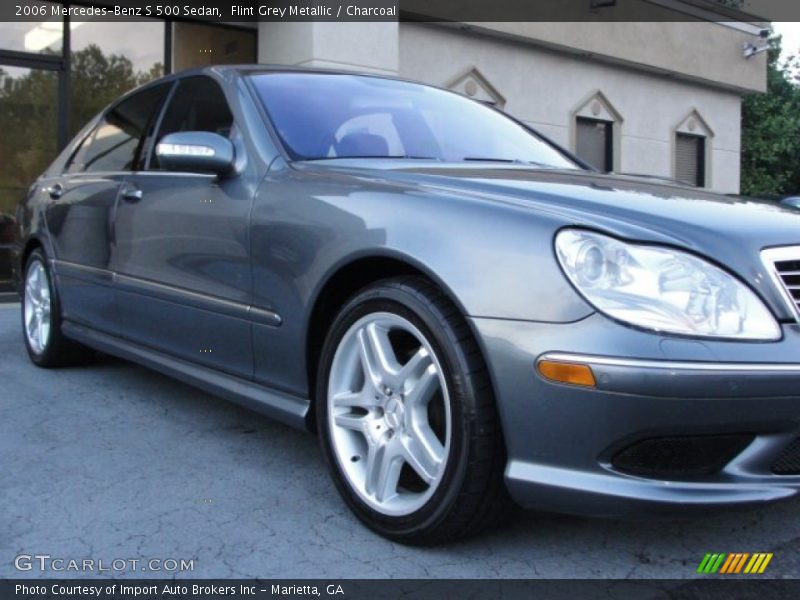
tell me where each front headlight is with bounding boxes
[555,229,780,340]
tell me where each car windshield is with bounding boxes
[249,72,581,169]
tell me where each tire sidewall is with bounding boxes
[317,281,475,539]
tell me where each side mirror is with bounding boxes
[781,196,800,210]
[155,131,235,176]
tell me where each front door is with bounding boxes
[47,82,171,335]
[113,76,255,379]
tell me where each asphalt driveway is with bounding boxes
[2,302,800,580]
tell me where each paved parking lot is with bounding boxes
[2,302,800,580]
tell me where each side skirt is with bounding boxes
[62,321,310,430]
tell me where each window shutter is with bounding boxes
[576,117,612,172]
[675,133,705,187]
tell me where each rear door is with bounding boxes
[113,76,255,378]
[47,83,171,335]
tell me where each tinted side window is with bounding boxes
[67,83,170,174]
[150,77,233,170]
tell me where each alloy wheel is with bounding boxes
[24,260,52,355]
[327,312,451,517]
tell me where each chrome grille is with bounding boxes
[762,246,800,321]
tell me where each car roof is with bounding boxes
[114,64,419,108]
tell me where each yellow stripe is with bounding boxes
[735,553,750,573]
[720,554,736,574]
[751,552,767,573]
[744,554,760,574]
[758,553,773,574]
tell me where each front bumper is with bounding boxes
[470,313,800,517]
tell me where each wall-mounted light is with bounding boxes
[743,28,771,59]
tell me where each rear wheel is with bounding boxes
[22,249,92,367]
[317,277,510,544]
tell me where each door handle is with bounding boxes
[121,187,143,202]
[47,183,64,200]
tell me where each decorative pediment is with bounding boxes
[447,68,506,108]
[573,90,623,123]
[675,110,713,138]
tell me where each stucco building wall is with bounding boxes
[258,19,768,194]
[398,23,744,193]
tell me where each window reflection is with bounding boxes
[0,66,58,215]
[0,66,58,289]
[0,3,63,55]
[69,21,165,136]
[69,83,170,173]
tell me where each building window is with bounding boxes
[675,133,705,187]
[576,117,613,172]
[673,110,712,188]
[172,23,256,72]
[572,91,622,173]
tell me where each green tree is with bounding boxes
[740,35,800,196]
[69,43,162,137]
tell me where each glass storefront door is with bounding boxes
[0,65,59,291]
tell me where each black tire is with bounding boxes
[316,276,511,544]
[21,249,93,367]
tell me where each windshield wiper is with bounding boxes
[305,155,439,161]
[462,157,551,167]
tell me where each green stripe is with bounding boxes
[703,554,719,573]
[710,554,726,573]
[697,554,713,573]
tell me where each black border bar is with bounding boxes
[3,579,800,600]
[3,0,798,23]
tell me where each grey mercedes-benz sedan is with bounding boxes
[12,66,800,544]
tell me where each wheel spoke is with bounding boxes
[363,322,402,383]
[334,412,369,432]
[404,364,440,409]
[365,436,403,502]
[397,347,432,392]
[38,319,49,349]
[25,280,39,306]
[26,311,39,343]
[36,266,47,299]
[357,326,384,388]
[401,428,445,484]
[332,389,379,410]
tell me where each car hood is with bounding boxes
[297,161,800,319]
[302,161,800,249]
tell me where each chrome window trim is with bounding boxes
[539,352,800,373]
[761,245,800,322]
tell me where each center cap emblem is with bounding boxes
[384,396,405,431]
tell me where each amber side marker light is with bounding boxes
[537,360,597,387]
